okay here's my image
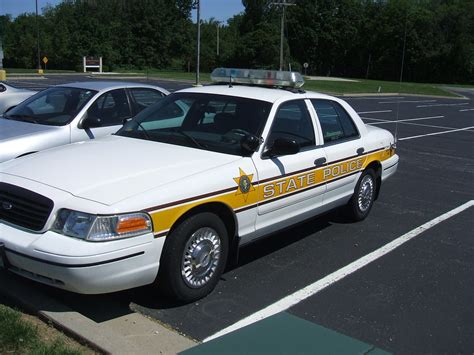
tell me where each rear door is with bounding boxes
[310,99,364,205]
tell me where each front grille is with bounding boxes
[0,182,54,231]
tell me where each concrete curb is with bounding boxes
[0,271,197,354]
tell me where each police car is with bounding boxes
[0,69,398,302]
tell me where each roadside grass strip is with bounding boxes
[0,304,82,355]
[204,200,474,342]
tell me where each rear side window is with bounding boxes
[130,88,165,114]
[87,89,131,126]
[311,99,359,144]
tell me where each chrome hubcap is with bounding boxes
[181,227,221,288]
[358,175,374,212]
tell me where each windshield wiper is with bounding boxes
[172,129,207,149]
[5,114,39,124]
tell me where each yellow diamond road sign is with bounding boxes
[42,56,48,64]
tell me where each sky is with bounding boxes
[0,0,245,23]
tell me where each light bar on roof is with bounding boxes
[211,68,305,88]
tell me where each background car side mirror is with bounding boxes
[267,137,300,157]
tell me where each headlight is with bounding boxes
[52,209,153,241]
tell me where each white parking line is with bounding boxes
[361,117,386,121]
[367,115,444,124]
[362,116,473,131]
[378,100,436,104]
[357,110,392,114]
[204,200,474,342]
[399,126,474,141]
[459,108,474,112]
[417,103,469,108]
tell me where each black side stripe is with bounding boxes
[5,248,144,268]
[154,231,168,238]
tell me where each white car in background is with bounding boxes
[0,82,36,113]
[0,81,169,162]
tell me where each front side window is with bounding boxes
[4,87,97,126]
[311,99,359,144]
[86,89,131,127]
[267,100,315,149]
[116,93,272,156]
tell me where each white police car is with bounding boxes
[0,69,398,302]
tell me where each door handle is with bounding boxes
[314,157,327,166]
[357,147,365,155]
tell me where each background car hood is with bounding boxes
[0,135,241,205]
[0,118,57,141]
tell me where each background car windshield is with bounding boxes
[5,87,97,126]
[117,93,272,156]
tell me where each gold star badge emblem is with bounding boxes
[233,168,255,201]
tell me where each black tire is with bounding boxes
[156,212,229,302]
[345,169,377,221]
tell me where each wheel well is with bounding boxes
[168,202,238,246]
[365,161,382,200]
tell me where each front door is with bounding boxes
[253,99,327,235]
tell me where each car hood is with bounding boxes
[0,118,57,141]
[0,135,241,205]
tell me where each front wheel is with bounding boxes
[345,169,376,221]
[156,212,228,302]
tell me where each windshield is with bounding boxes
[116,92,272,156]
[4,87,97,126]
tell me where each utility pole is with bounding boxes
[216,22,220,57]
[35,0,41,72]
[271,0,295,71]
[194,0,201,86]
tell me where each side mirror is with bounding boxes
[267,137,300,157]
[80,115,102,129]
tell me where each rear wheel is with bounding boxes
[156,212,228,302]
[346,169,376,221]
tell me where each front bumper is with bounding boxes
[0,222,165,294]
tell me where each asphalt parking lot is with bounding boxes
[2,75,473,353]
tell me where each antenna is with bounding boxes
[395,7,409,145]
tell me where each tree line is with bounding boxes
[1,0,472,83]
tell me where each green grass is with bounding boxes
[5,67,470,96]
[0,305,82,355]
[104,69,212,82]
[133,71,461,97]
[302,78,461,97]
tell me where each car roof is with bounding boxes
[57,81,165,92]
[178,84,334,103]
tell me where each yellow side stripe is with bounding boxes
[149,148,394,236]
